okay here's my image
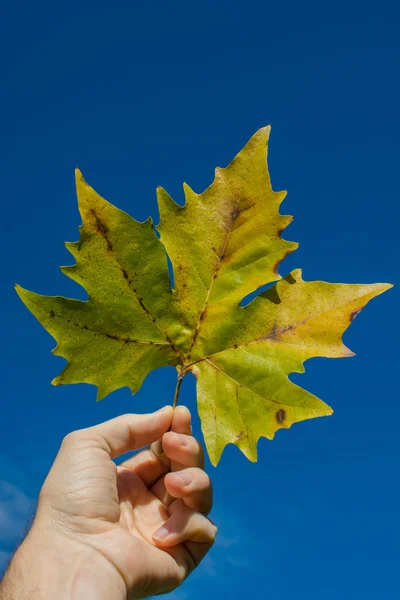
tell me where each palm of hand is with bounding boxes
[112,466,195,598]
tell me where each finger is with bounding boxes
[149,405,191,466]
[161,432,204,469]
[163,500,217,575]
[164,467,213,515]
[152,504,217,548]
[120,408,196,490]
[169,406,193,474]
[77,406,173,459]
[119,446,170,487]
[150,430,206,508]
[171,405,192,435]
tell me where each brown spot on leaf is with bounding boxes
[90,209,113,251]
[280,323,294,335]
[235,431,246,442]
[350,309,362,322]
[233,343,238,349]
[273,249,294,275]
[275,409,286,424]
[91,209,108,234]
[49,310,55,318]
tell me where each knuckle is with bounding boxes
[61,429,106,452]
[191,467,210,487]
[191,442,205,467]
[192,515,217,544]
[168,572,184,591]
[38,483,51,505]
[190,438,203,456]
[210,522,218,541]
[126,419,136,449]
[201,470,211,486]
[200,519,217,544]
[61,430,81,445]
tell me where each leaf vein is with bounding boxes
[205,359,301,409]
[91,209,183,362]
[186,158,256,359]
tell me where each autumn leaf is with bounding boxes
[16,126,392,465]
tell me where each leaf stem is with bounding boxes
[173,375,183,408]
[157,374,184,457]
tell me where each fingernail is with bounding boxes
[153,526,169,540]
[172,432,188,446]
[173,471,193,486]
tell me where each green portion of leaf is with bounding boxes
[16,127,392,464]
[16,287,178,400]
[66,171,191,355]
[157,126,298,356]
[16,172,183,400]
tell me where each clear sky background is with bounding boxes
[1,1,399,598]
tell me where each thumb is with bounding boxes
[72,406,174,459]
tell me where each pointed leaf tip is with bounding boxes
[254,124,271,141]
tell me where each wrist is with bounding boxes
[0,523,127,600]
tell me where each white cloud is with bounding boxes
[224,554,254,570]
[215,533,239,549]
[0,481,34,545]
[201,555,217,577]
[0,550,11,573]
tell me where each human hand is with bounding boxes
[1,406,216,599]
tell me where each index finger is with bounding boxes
[151,405,192,462]
[80,406,173,459]
[120,406,194,487]
[170,405,192,436]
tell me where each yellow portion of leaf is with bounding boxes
[16,126,393,464]
[190,270,391,464]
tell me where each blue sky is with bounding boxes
[1,0,399,597]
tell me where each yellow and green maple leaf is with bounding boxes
[16,127,392,465]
